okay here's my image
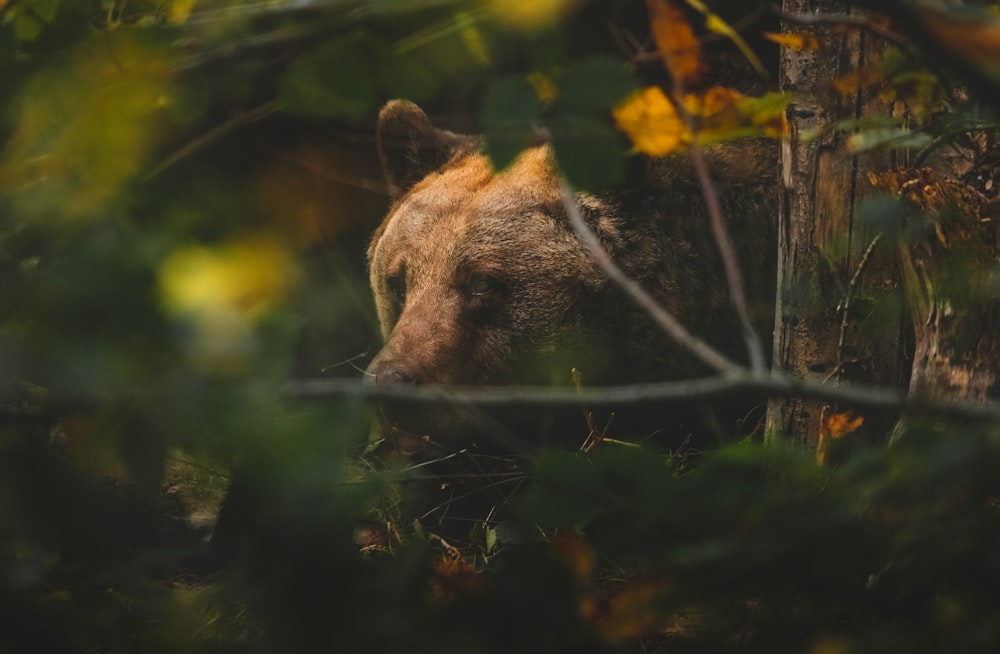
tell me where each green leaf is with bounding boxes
[377,44,442,105]
[590,445,675,503]
[518,450,611,526]
[558,55,638,113]
[481,75,541,170]
[549,114,624,189]
[31,0,61,22]
[13,13,44,42]
[858,194,906,238]
[847,127,933,153]
[279,37,377,122]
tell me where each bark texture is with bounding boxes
[875,168,1000,404]
[766,2,905,451]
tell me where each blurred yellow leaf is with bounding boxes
[764,31,821,52]
[527,71,558,104]
[688,85,743,117]
[160,236,299,321]
[485,0,580,31]
[0,34,173,220]
[159,235,300,368]
[647,0,702,87]
[456,11,491,66]
[169,0,198,25]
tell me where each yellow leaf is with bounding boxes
[613,86,689,156]
[647,0,702,87]
[764,31,821,52]
[686,85,743,116]
[614,86,788,155]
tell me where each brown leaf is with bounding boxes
[917,6,1000,79]
[583,575,674,641]
[823,410,864,439]
[764,31,821,52]
[832,63,888,96]
[817,406,864,465]
[430,535,480,597]
[646,0,702,87]
[551,531,595,582]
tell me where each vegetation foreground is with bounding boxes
[2,1,1000,652]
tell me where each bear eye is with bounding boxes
[467,274,500,297]
[386,273,407,304]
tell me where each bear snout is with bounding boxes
[365,357,419,387]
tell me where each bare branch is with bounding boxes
[688,143,769,373]
[280,375,1000,424]
[666,75,769,373]
[6,374,1000,425]
[558,180,739,374]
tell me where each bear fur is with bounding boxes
[365,100,777,453]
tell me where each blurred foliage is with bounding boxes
[0,0,999,653]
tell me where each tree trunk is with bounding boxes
[766,2,906,452]
[878,168,1000,405]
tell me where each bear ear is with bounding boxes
[376,100,476,198]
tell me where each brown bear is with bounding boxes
[365,99,777,456]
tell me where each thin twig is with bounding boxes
[145,101,281,180]
[668,86,768,373]
[275,151,387,195]
[825,233,882,383]
[558,180,739,374]
[320,350,372,375]
[689,143,769,372]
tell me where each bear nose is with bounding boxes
[373,366,418,387]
